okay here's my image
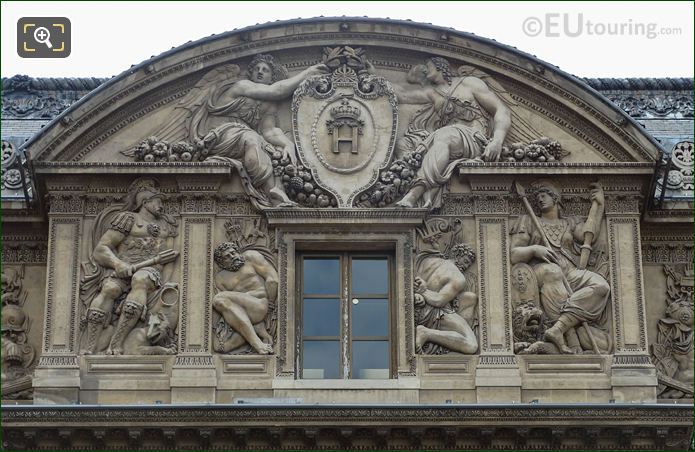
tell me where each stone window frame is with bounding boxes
[275,230,416,379]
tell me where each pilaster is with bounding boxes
[472,194,521,402]
[169,177,219,403]
[605,193,657,402]
[33,190,84,404]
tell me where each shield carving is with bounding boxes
[292,66,398,207]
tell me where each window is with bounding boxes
[299,253,393,379]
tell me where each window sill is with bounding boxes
[272,378,419,390]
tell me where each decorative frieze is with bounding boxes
[173,355,214,367]
[2,405,693,451]
[440,194,474,216]
[215,194,257,216]
[604,194,642,215]
[2,237,48,263]
[473,195,508,215]
[36,355,79,368]
[604,92,694,119]
[46,193,84,215]
[181,195,216,215]
[641,243,694,264]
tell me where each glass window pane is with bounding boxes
[352,341,389,379]
[303,258,340,294]
[303,341,340,379]
[303,298,340,337]
[351,258,388,294]
[351,298,388,337]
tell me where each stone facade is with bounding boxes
[1,17,692,451]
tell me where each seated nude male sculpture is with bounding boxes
[212,242,277,354]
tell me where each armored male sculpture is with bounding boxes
[81,180,178,355]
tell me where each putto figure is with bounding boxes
[80,179,179,355]
[212,242,278,355]
[511,180,611,354]
[415,243,479,355]
[391,57,511,208]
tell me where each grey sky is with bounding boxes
[2,1,693,78]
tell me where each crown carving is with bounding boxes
[330,99,361,121]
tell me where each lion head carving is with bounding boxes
[512,302,546,344]
[146,311,176,347]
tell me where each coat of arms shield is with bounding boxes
[292,64,398,207]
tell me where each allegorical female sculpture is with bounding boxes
[510,180,612,354]
[125,54,328,208]
[389,57,511,208]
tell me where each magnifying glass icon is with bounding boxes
[33,27,53,49]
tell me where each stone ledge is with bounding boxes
[457,162,655,175]
[264,207,429,226]
[3,403,691,425]
[33,161,234,175]
[3,404,692,450]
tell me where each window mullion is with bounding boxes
[342,253,350,380]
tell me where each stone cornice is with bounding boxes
[5,74,692,94]
[4,404,692,450]
[265,207,429,225]
[33,161,233,175]
[3,403,691,426]
[457,162,655,175]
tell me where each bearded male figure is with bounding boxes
[212,242,278,354]
[415,243,478,355]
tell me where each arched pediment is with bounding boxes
[25,17,662,168]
